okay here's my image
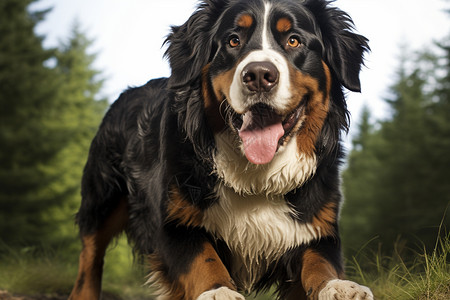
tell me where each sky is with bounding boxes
[31,0,449,139]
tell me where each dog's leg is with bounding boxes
[180,242,244,300]
[298,248,341,300]
[286,247,373,300]
[144,186,244,300]
[150,240,244,300]
[69,197,128,300]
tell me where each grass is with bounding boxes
[0,244,76,294]
[347,231,450,300]
[0,233,448,299]
[0,236,152,299]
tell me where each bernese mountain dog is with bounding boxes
[69,0,371,299]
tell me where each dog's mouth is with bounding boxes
[230,100,306,165]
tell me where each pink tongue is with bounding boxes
[239,108,284,165]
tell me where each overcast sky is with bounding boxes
[31,0,449,137]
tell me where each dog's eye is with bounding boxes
[287,36,301,48]
[228,35,241,48]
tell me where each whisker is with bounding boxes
[219,99,228,123]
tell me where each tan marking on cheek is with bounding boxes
[286,66,316,112]
[202,65,226,133]
[276,17,292,33]
[212,68,235,101]
[287,67,330,158]
[237,14,253,28]
[312,202,337,238]
[166,186,204,228]
[296,94,329,157]
[211,65,238,113]
[179,243,236,300]
[210,56,249,121]
[301,249,341,299]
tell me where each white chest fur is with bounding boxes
[202,184,321,292]
[213,130,317,196]
[205,131,320,291]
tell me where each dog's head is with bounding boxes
[166,0,368,169]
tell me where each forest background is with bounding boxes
[0,0,449,299]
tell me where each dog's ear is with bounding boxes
[165,1,226,89]
[305,0,369,92]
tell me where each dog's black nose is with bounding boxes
[242,61,279,93]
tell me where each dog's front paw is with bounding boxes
[196,287,245,300]
[318,279,373,300]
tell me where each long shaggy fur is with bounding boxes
[70,1,370,299]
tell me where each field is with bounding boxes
[0,233,448,300]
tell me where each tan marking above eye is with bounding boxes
[276,17,292,33]
[237,14,253,28]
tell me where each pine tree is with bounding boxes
[0,1,107,249]
[423,37,450,232]
[0,0,67,245]
[46,23,107,246]
[341,105,380,253]
[342,41,450,255]
[372,65,431,246]
[373,46,450,249]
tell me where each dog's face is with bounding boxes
[208,0,334,165]
[166,0,368,178]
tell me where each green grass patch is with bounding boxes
[0,236,152,299]
[347,232,450,300]
[1,233,448,299]
[0,244,76,294]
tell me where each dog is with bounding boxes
[69,0,371,299]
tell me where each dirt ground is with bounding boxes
[0,290,66,300]
[0,290,124,300]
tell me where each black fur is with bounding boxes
[304,0,368,92]
[75,0,369,298]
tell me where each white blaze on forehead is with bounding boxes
[262,2,272,50]
[227,1,293,114]
[229,50,292,113]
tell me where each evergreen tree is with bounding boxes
[341,105,379,253]
[423,37,450,233]
[0,0,67,245]
[47,23,107,246]
[372,65,432,247]
[373,45,450,249]
[0,1,107,249]
[342,40,450,255]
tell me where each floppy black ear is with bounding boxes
[305,0,369,92]
[164,1,226,89]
